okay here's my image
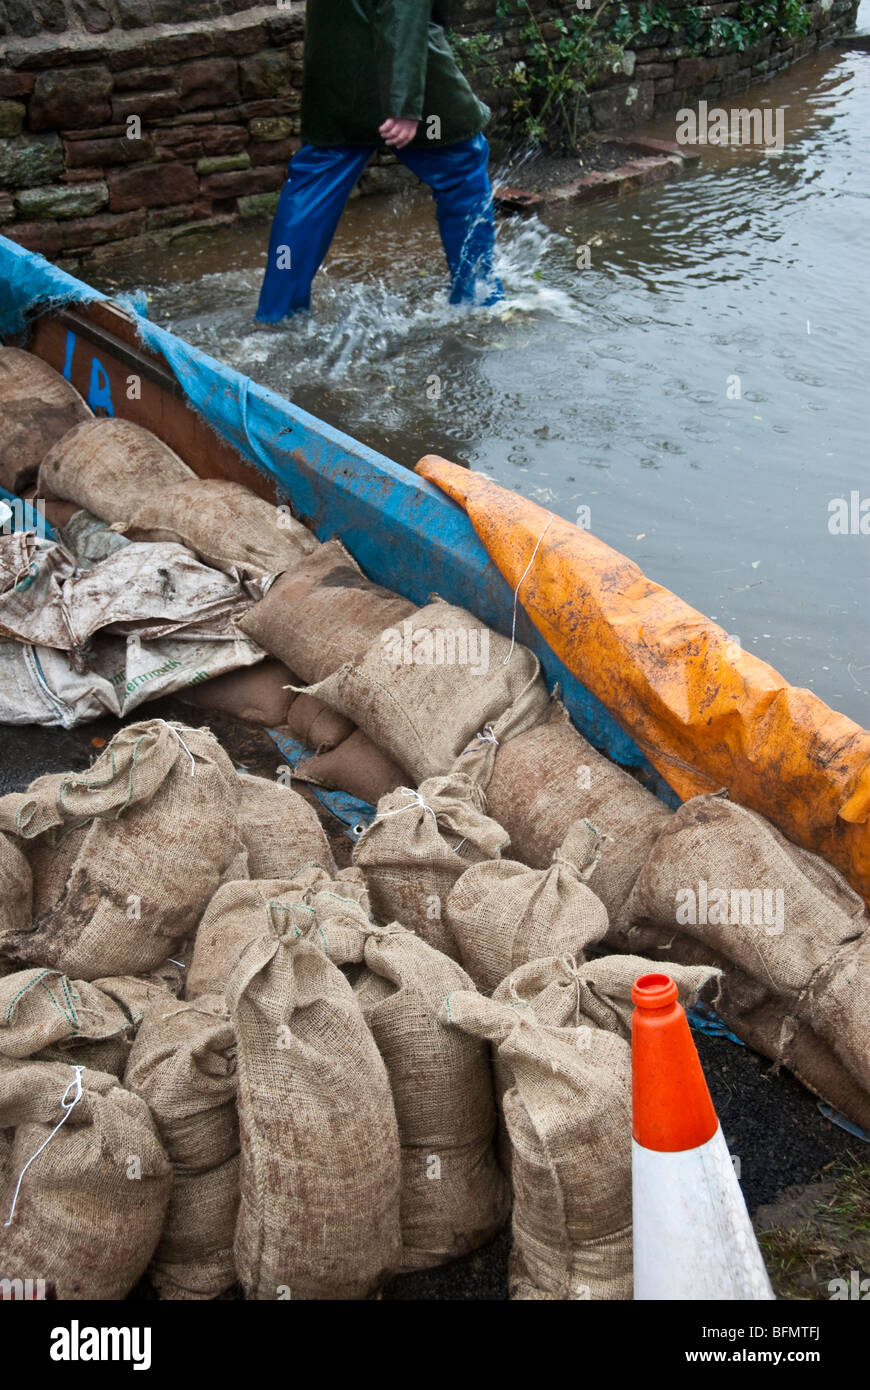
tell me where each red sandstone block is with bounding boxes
[199,164,284,196]
[108,160,199,211]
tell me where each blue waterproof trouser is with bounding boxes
[256,132,501,321]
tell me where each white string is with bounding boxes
[373,788,439,832]
[503,515,554,665]
[460,725,499,757]
[158,721,196,775]
[5,1065,85,1227]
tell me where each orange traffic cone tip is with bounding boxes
[631,972,719,1153]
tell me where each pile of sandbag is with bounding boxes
[0,402,324,729]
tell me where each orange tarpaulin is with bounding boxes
[416,454,870,907]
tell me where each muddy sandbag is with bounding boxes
[0,967,133,1077]
[176,659,298,726]
[38,417,195,525]
[236,538,418,683]
[122,477,319,580]
[235,773,336,879]
[0,1056,171,1299]
[0,347,93,493]
[186,867,365,1000]
[309,898,509,1269]
[303,601,550,785]
[624,793,869,1091]
[485,699,671,933]
[352,772,509,957]
[124,992,239,1300]
[286,691,356,752]
[441,953,717,1301]
[226,889,401,1299]
[0,720,243,979]
[296,728,410,807]
[438,990,632,1300]
[0,831,31,946]
[445,820,609,993]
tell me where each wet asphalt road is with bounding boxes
[0,704,858,1300]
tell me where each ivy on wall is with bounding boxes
[451,0,815,149]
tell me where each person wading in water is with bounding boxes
[256,0,503,320]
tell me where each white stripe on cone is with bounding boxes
[633,1124,775,1300]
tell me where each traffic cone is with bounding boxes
[631,972,775,1300]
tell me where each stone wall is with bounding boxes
[0,2,305,259]
[0,0,861,260]
[455,0,861,145]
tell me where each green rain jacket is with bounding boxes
[300,0,490,149]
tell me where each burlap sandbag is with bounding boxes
[0,347,93,493]
[226,889,401,1299]
[295,729,410,807]
[0,1056,171,1299]
[122,478,318,579]
[0,831,31,946]
[353,773,509,958]
[177,659,298,726]
[237,539,417,683]
[445,820,609,993]
[439,991,631,1300]
[308,894,509,1269]
[235,773,336,879]
[0,720,242,980]
[38,417,195,525]
[304,602,551,784]
[286,692,356,752]
[0,968,133,1078]
[624,793,869,1092]
[124,992,239,1300]
[186,866,367,1001]
[442,953,717,1300]
[484,700,671,934]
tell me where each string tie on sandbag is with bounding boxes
[5,1065,85,1227]
[503,514,554,665]
[158,720,196,775]
[373,788,439,833]
[460,725,499,757]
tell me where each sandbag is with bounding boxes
[236,538,417,683]
[0,720,243,979]
[304,601,551,784]
[295,728,410,807]
[0,1056,171,1299]
[286,692,355,752]
[226,887,401,1299]
[122,478,319,580]
[308,894,509,1269]
[445,820,609,993]
[186,867,365,1001]
[38,418,195,525]
[352,772,509,957]
[176,660,298,726]
[624,793,869,1092]
[0,347,93,493]
[439,991,631,1300]
[0,831,31,945]
[0,968,133,1078]
[124,992,239,1300]
[485,700,671,933]
[235,773,336,879]
[441,954,717,1300]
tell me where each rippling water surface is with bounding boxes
[90,29,870,722]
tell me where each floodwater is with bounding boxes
[88,24,870,724]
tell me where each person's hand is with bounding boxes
[379,117,419,149]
